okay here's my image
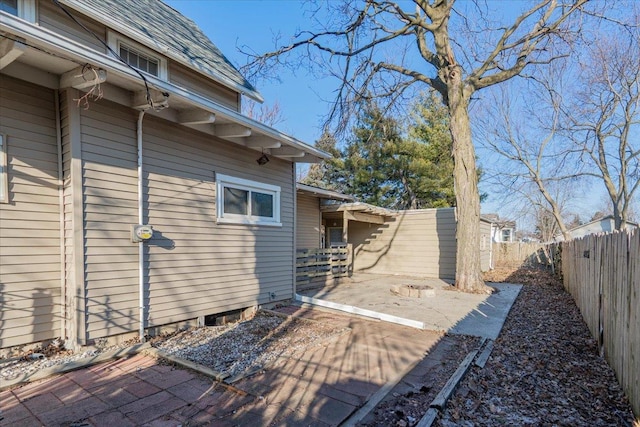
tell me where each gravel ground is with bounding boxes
[0,309,348,386]
[436,268,637,427]
[152,309,349,380]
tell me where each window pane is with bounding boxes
[251,192,273,218]
[148,61,158,76]
[139,57,149,72]
[224,187,248,215]
[0,0,18,15]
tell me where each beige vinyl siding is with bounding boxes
[350,208,457,279]
[296,193,321,250]
[143,117,294,327]
[38,0,107,54]
[169,63,239,111]
[0,75,61,348]
[79,100,139,340]
[480,220,492,272]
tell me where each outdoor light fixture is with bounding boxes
[256,153,269,165]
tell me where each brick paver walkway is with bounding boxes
[1,307,442,426]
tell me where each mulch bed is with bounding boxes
[436,268,636,426]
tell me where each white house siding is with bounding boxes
[0,75,61,348]
[142,117,295,327]
[350,208,457,279]
[296,193,321,250]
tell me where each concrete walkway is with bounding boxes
[1,307,443,426]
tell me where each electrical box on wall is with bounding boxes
[131,224,153,243]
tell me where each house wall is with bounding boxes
[70,97,295,341]
[142,116,295,328]
[0,75,62,348]
[39,0,107,53]
[296,193,321,250]
[569,218,615,239]
[349,208,457,279]
[168,63,239,111]
[79,98,140,340]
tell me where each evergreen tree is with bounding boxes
[303,94,459,209]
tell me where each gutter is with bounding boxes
[0,14,329,160]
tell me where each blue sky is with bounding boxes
[166,0,333,146]
[165,0,609,228]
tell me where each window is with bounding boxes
[119,43,160,76]
[107,32,167,79]
[502,229,512,242]
[0,0,35,21]
[216,174,281,226]
[0,134,8,203]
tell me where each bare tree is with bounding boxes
[476,74,584,241]
[563,23,640,230]
[242,0,589,292]
[243,99,285,127]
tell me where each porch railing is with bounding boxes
[296,245,350,288]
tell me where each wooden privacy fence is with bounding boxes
[561,229,639,416]
[492,242,549,268]
[296,245,350,290]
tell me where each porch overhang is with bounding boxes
[321,202,396,243]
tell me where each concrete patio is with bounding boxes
[297,273,522,339]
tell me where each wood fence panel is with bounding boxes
[295,246,350,290]
[560,229,639,416]
[492,242,546,268]
[628,231,640,414]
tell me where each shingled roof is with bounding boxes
[61,0,262,102]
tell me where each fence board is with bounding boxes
[560,229,639,416]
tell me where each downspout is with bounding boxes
[55,90,65,338]
[292,170,297,296]
[137,110,146,343]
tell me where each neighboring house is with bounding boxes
[483,213,516,242]
[0,0,328,351]
[296,185,493,283]
[556,215,639,241]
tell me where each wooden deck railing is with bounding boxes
[296,245,350,288]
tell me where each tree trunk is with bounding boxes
[447,70,489,293]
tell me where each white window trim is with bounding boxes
[216,173,281,227]
[106,31,167,80]
[0,134,8,203]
